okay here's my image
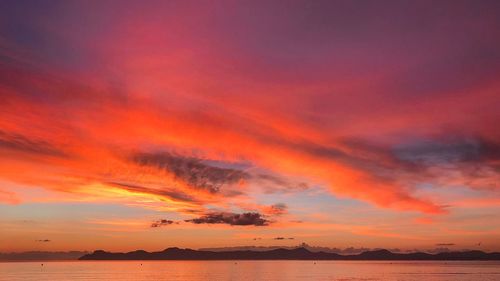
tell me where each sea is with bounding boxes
[1,260,499,280]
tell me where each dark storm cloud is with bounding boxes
[185,212,269,226]
[0,130,66,157]
[132,152,248,193]
[151,219,175,228]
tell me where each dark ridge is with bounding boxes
[79,247,500,261]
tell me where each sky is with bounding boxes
[0,0,500,253]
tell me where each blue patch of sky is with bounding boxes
[0,202,177,222]
[250,184,369,217]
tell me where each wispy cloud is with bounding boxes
[263,203,288,215]
[0,130,66,158]
[132,152,248,194]
[0,189,20,204]
[151,219,175,228]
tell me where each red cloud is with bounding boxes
[1,1,499,219]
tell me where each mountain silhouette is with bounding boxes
[79,247,500,260]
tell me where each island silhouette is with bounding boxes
[79,247,500,260]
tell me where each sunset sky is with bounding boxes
[1,0,500,253]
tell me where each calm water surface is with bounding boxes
[1,260,499,281]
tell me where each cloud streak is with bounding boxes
[185,212,270,226]
[35,239,51,242]
[273,237,294,240]
[0,130,66,158]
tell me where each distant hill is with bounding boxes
[79,247,500,261]
[0,251,88,261]
[199,244,401,255]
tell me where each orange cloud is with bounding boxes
[0,46,493,217]
[1,2,500,225]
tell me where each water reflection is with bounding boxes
[1,260,500,281]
